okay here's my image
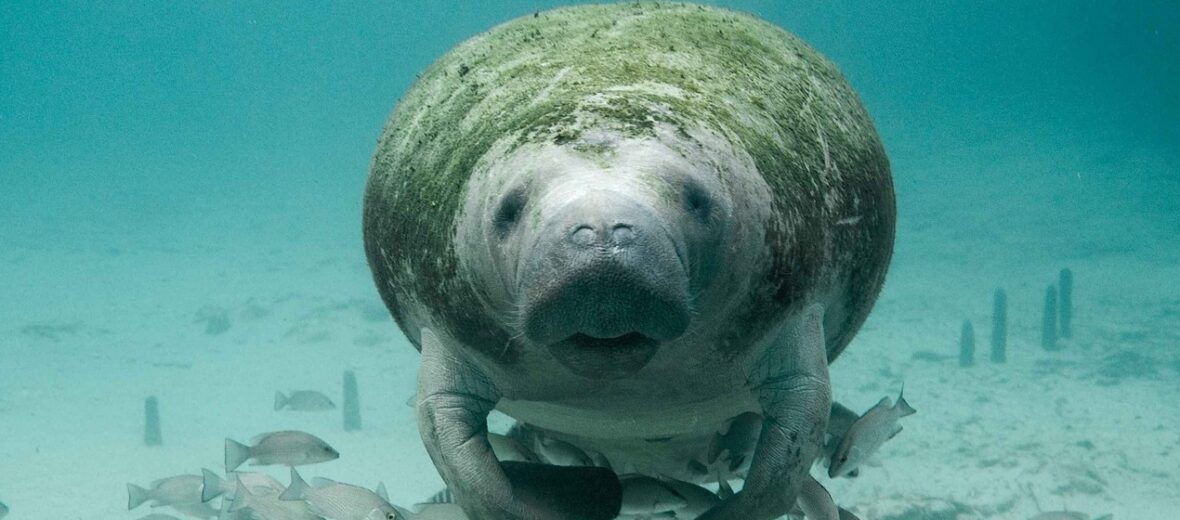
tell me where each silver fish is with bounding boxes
[201,468,285,502]
[227,475,324,520]
[1029,514,1112,520]
[655,477,720,517]
[822,401,862,478]
[279,468,403,520]
[487,432,539,463]
[796,476,839,520]
[535,436,593,466]
[839,507,863,520]
[275,391,337,411]
[417,488,454,507]
[170,502,219,519]
[409,503,467,520]
[618,474,687,515]
[828,387,916,478]
[128,474,206,510]
[706,412,761,466]
[225,431,339,471]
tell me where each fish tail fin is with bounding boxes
[224,438,251,471]
[716,470,734,500]
[200,468,225,502]
[896,384,916,417]
[274,391,287,411]
[280,467,309,501]
[228,476,255,512]
[127,483,150,510]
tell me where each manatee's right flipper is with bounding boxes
[416,328,621,520]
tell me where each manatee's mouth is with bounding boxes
[547,332,660,379]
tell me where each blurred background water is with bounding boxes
[1,1,1177,519]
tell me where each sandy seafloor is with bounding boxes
[1,121,1176,520]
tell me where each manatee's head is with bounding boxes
[456,128,748,379]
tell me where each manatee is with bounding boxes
[363,4,894,520]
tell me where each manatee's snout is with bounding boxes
[518,191,690,378]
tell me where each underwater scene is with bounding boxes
[1,1,1176,519]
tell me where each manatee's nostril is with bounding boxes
[611,224,634,246]
[571,225,596,246]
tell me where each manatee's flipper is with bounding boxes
[697,304,831,520]
[417,327,621,520]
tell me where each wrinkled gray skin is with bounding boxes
[364,4,894,520]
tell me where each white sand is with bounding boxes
[0,125,1175,519]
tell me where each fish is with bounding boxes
[227,475,324,520]
[827,386,916,478]
[706,412,761,465]
[169,502,219,519]
[200,467,285,502]
[409,503,468,520]
[822,401,863,478]
[280,468,404,520]
[796,476,839,520]
[654,476,720,517]
[827,401,860,440]
[0,501,7,519]
[839,507,863,520]
[535,436,593,466]
[225,431,340,471]
[1029,513,1112,520]
[618,474,687,515]
[716,470,735,500]
[128,474,206,510]
[487,432,539,463]
[416,488,455,508]
[275,390,337,411]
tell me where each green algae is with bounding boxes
[363,2,891,359]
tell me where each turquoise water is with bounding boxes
[1,2,1176,519]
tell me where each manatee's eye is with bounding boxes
[494,188,528,236]
[682,180,712,220]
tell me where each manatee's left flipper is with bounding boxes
[416,328,621,520]
[697,304,832,520]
